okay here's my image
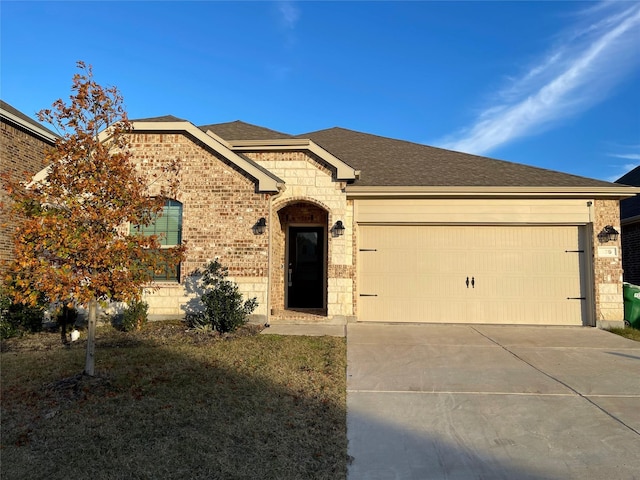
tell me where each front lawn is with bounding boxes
[1,321,347,480]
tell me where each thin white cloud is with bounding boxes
[437,2,640,155]
[278,1,300,30]
[609,153,640,161]
[605,162,639,182]
[264,1,300,81]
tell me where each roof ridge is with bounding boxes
[131,114,188,122]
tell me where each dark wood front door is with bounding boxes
[287,227,324,308]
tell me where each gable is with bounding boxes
[202,121,358,182]
[123,119,283,193]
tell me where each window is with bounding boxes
[131,199,183,281]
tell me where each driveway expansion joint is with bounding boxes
[470,326,640,437]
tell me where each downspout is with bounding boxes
[265,184,285,327]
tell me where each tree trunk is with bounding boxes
[84,298,97,376]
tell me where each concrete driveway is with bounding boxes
[346,324,640,480]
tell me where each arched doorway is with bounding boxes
[275,201,328,313]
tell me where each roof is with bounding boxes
[126,118,283,192]
[127,118,638,195]
[200,120,293,140]
[616,166,640,187]
[296,127,619,188]
[0,100,59,142]
[615,166,640,220]
[131,114,187,122]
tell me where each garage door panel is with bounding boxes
[359,225,586,325]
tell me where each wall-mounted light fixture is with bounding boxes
[598,225,619,243]
[253,217,267,235]
[331,220,345,237]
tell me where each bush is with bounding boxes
[0,287,45,339]
[121,300,149,332]
[185,260,258,333]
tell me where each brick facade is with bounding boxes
[132,140,357,324]
[3,112,631,328]
[130,131,627,327]
[621,220,640,285]
[128,132,272,319]
[0,118,54,274]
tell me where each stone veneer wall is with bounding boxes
[244,150,356,324]
[129,133,271,319]
[0,120,52,275]
[592,199,624,325]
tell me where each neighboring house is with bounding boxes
[0,100,58,275]
[116,117,638,329]
[616,166,640,285]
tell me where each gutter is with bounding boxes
[0,107,58,144]
[621,214,640,226]
[345,185,640,199]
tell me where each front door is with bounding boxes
[287,226,324,308]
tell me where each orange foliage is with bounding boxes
[3,61,185,307]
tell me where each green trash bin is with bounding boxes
[623,283,640,329]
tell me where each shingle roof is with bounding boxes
[616,166,640,219]
[131,118,628,189]
[616,166,640,187]
[200,120,293,140]
[131,114,187,122]
[296,127,619,188]
[0,100,59,140]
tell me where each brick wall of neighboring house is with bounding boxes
[244,150,356,324]
[128,133,271,320]
[621,220,640,285]
[592,199,624,324]
[0,119,53,275]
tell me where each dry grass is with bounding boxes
[1,321,347,480]
[607,326,640,342]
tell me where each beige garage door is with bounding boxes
[358,225,587,325]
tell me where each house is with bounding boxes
[0,101,58,275]
[616,166,640,285]
[121,117,638,329]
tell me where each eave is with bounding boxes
[0,106,58,144]
[219,137,359,181]
[118,121,283,193]
[621,214,640,226]
[346,185,640,199]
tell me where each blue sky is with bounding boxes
[2,1,639,182]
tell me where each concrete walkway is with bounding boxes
[346,324,640,480]
[260,323,346,337]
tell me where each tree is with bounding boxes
[2,62,185,375]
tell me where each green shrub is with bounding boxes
[185,260,258,333]
[121,300,149,332]
[0,287,45,339]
